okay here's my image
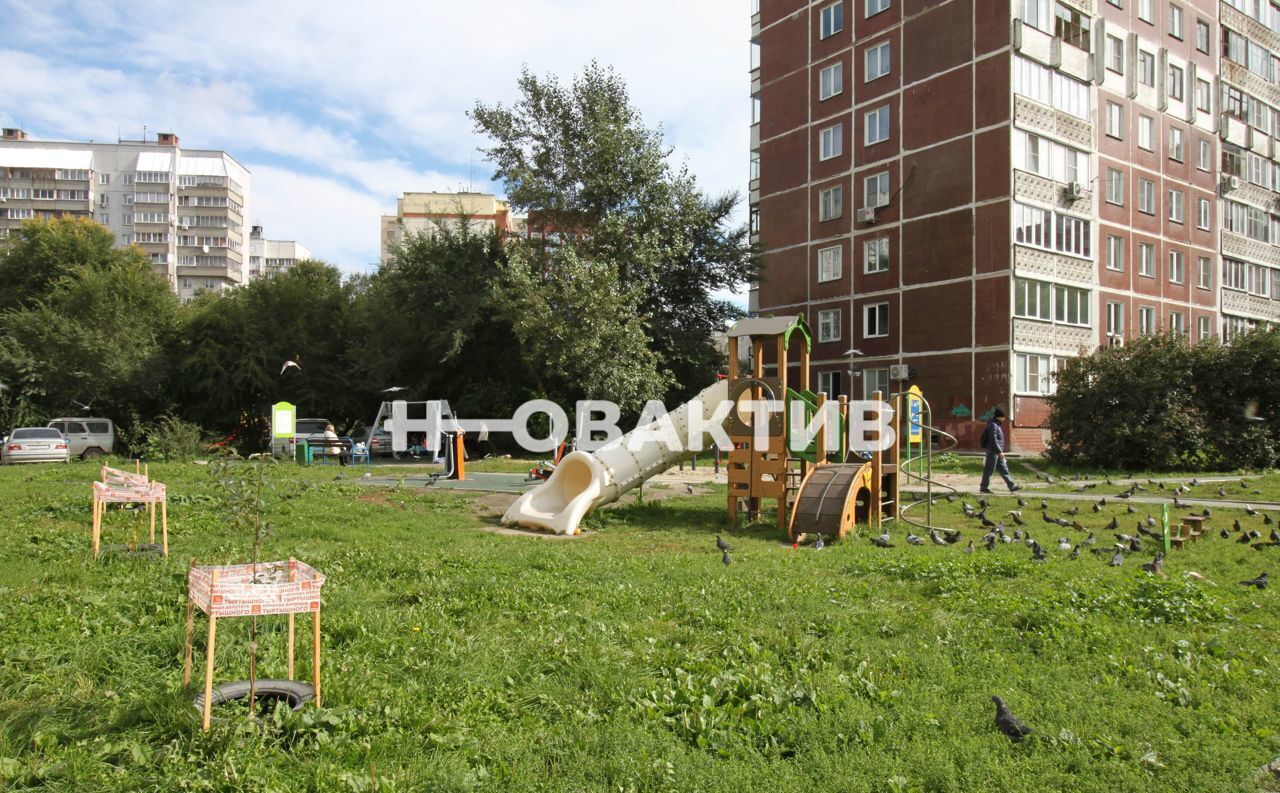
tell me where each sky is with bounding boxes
[0,0,752,281]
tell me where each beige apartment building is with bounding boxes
[0,128,251,302]
[379,191,519,264]
[248,225,312,280]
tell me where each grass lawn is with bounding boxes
[1,459,1278,792]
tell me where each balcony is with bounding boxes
[1012,318,1095,355]
[1013,170,1094,217]
[1221,2,1280,61]
[1222,231,1280,266]
[1222,289,1280,323]
[1013,95,1093,149]
[1013,244,1095,286]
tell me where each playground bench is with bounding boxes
[306,435,353,465]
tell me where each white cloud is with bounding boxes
[0,0,751,284]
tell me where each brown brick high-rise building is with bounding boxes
[750,0,1280,451]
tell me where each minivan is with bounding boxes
[46,418,115,459]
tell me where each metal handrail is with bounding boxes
[886,388,963,534]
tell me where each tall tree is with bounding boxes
[471,63,756,402]
[0,218,177,430]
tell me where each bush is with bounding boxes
[120,415,206,461]
[1046,329,1280,471]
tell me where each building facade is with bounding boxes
[248,225,312,280]
[380,191,518,264]
[0,129,252,302]
[751,0,1280,450]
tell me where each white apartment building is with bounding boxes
[0,129,251,301]
[248,225,312,280]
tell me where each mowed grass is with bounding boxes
[0,461,1278,792]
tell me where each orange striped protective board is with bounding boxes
[188,560,325,618]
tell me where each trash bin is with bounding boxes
[294,440,311,465]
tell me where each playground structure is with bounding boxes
[502,314,958,538]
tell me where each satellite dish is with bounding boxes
[201,244,210,254]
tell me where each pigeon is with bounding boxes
[1011,512,1026,526]
[1104,517,1119,531]
[1126,505,1136,514]
[1065,506,1079,516]
[1238,532,1253,544]
[1057,537,1071,551]
[871,532,894,548]
[1040,500,1049,510]
[1220,528,1231,539]
[1246,505,1259,517]
[716,535,732,552]
[963,503,976,518]
[1272,528,1280,543]
[981,515,997,528]
[1031,544,1047,563]
[1041,513,1055,525]
[1045,475,1056,484]
[1239,572,1268,590]
[381,386,407,393]
[1266,513,1275,526]
[991,696,1034,741]
[906,532,925,546]
[1024,534,1037,548]
[1110,550,1124,566]
[280,359,301,375]
[946,493,956,502]
[1184,571,1207,582]
[1202,508,1212,518]
[1172,497,1184,508]
[1069,546,1080,560]
[1054,517,1071,528]
[1157,482,1166,490]
[930,530,948,546]
[1001,533,1013,544]
[722,550,731,566]
[978,497,989,509]
[686,484,695,494]
[1017,497,1027,507]
[1233,519,1244,533]
[1218,488,1227,497]
[984,536,996,551]
[964,540,975,553]
[333,473,344,481]
[362,471,372,480]
[1129,537,1142,552]
[1092,503,1102,513]
[809,534,824,551]
[1014,529,1023,541]
[1142,552,1165,575]
[1117,491,1131,500]
[1190,478,1200,487]
[1074,485,1088,494]
[1084,532,1095,546]
[1146,515,1157,528]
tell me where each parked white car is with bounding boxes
[3,427,71,464]
[47,417,115,459]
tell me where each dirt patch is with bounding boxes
[470,492,519,518]
[475,524,591,540]
[356,491,398,508]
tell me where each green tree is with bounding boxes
[471,62,755,402]
[0,218,177,431]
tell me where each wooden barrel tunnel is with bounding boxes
[787,462,874,542]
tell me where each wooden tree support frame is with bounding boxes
[183,558,325,731]
[92,462,168,558]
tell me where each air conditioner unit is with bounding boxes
[888,364,910,380]
[1108,334,1124,348]
[857,207,877,224]
[1224,175,1240,191]
[1064,181,1085,200]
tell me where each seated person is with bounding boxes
[321,424,350,466]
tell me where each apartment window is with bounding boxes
[98,194,109,207]
[1168,189,1184,223]
[1015,353,1053,395]
[750,150,760,181]
[1056,3,1091,50]
[98,173,110,185]
[1167,64,1184,100]
[751,95,761,124]
[1107,35,1125,72]
[123,214,133,225]
[1198,316,1211,340]
[818,371,843,400]
[1015,130,1087,182]
[1021,0,1051,32]
[1196,19,1210,52]
[820,123,844,160]
[864,302,889,337]
[1025,133,1042,172]
[1107,234,1125,270]
[864,171,889,208]
[122,174,134,186]
[1014,278,1052,320]
[1195,79,1211,112]
[862,367,889,400]
[750,207,760,234]
[1014,56,1089,119]
[1014,203,1091,257]
[865,105,890,145]
[818,245,842,282]
[1168,3,1183,37]
[1169,127,1183,161]
[866,0,890,16]
[1138,51,1155,86]
[97,213,109,225]
[1105,168,1125,205]
[1054,284,1092,325]
[1169,311,1186,335]
[1138,115,1154,150]
[6,208,34,220]
[1169,250,1185,283]
[182,278,193,290]
[1138,0,1153,23]
[818,309,842,342]
[1197,198,1210,230]
[1139,242,1155,276]
[123,194,134,206]
[866,42,891,81]
[1106,102,1124,138]
[819,185,843,221]
[1139,306,1156,335]
[819,63,843,100]
[820,2,844,38]
[1106,301,1125,335]
[1197,139,1210,170]
[1138,178,1155,214]
[1197,256,1212,288]
[863,236,889,273]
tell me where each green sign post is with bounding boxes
[272,401,296,439]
